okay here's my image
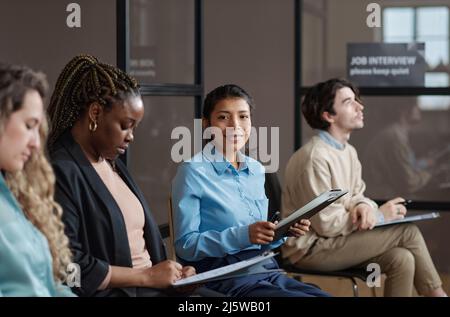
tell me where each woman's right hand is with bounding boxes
[141,260,183,288]
[248,221,276,244]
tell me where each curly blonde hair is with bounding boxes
[1,63,72,283]
[5,118,72,283]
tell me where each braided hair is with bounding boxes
[47,54,140,149]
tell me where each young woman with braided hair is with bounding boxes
[47,54,196,297]
[0,63,74,296]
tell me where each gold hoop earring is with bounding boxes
[89,120,98,132]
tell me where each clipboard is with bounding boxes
[172,252,277,287]
[375,212,440,228]
[274,189,348,241]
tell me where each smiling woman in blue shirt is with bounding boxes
[172,84,330,297]
[0,63,74,296]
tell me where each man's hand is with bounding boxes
[379,197,407,222]
[350,203,377,230]
[249,221,276,244]
[288,219,310,237]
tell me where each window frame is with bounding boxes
[116,0,203,233]
[295,0,450,210]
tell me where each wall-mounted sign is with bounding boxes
[347,43,425,87]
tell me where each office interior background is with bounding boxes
[1,0,449,295]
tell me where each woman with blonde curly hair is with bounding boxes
[0,63,74,296]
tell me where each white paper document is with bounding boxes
[173,252,276,287]
[375,212,440,228]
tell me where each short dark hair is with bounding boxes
[302,78,361,130]
[0,63,48,132]
[203,84,254,122]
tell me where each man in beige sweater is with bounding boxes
[281,78,446,297]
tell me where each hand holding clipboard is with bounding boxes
[273,189,348,241]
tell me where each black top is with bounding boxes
[50,131,167,297]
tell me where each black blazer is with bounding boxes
[50,131,167,297]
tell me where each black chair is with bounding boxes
[265,172,377,297]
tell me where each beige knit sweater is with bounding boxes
[281,135,377,263]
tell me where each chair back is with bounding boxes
[265,172,282,220]
[167,196,177,261]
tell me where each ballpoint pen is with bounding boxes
[395,200,411,215]
[269,211,280,223]
[398,199,412,206]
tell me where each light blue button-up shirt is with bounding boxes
[172,142,284,262]
[0,173,74,297]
